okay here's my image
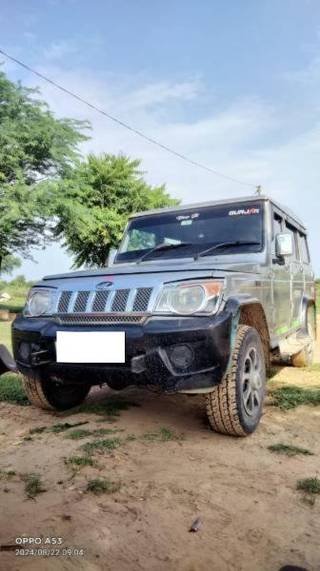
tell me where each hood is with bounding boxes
[43,258,258,281]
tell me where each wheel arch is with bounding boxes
[225,296,271,369]
[301,295,316,337]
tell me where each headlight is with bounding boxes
[25,289,55,317]
[154,280,223,315]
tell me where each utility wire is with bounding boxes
[0,47,257,189]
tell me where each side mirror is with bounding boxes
[275,233,293,257]
[107,247,118,266]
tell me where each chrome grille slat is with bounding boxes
[86,291,96,312]
[105,290,116,312]
[126,288,137,312]
[69,291,79,313]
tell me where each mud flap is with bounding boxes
[0,345,18,376]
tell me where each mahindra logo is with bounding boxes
[96,281,113,290]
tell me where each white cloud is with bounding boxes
[43,40,78,62]
[118,80,203,110]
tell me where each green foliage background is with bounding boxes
[0,70,178,271]
[0,69,88,272]
[54,154,179,267]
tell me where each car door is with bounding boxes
[298,231,314,313]
[271,211,291,336]
[285,221,304,331]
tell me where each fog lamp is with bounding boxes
[169,344,194,370]
[19,342,31,361]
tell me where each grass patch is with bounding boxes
[0,298,25,314]
[271,385,320,410]
[0,277,31,315]
[65,456,95,468]
[64,429,92,440]
[86,478,120,495]
[81,437,122,456]
[65,396,139,420]
[297,477,320,495]
[22,473,46,498]
[92,427,122,436]
[64,427,121,440]
[143,426,184,442]
[0,373,28,405]
[0,469,16,480]
[268,443,314,457]
[48,421,88,433]
[0,321,12,351]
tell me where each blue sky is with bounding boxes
[1,0,320,277]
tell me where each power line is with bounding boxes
[0,47,257,189]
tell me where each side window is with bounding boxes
[272,213,282,258]
[299,233,310,263]
[285,222,298,261]
[273,214,282,237]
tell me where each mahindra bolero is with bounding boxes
[2,196,316,436]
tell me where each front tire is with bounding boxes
[206,325,266,436]
[22,375,91,411]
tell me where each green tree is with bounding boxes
[0,255,21,275]
[55,153,179,267]
[0,69,88,273]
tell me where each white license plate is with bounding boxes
[56,331,125,363]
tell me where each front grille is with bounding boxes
[55,286,153,318]
[57,314,145,325]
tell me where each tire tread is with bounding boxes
[206,325,252,437]
[22,376,55,410]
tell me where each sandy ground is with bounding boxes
[0,325,319,571]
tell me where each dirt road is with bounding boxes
[0,332,319,571]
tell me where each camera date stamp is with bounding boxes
[14,537,85,557]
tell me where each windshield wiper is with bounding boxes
[137,242,192,263]
[195,240,261,260]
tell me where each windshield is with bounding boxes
[115,202,264,263]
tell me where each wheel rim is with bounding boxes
[241,347,264,417]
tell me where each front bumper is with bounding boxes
[12,311,233,393]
